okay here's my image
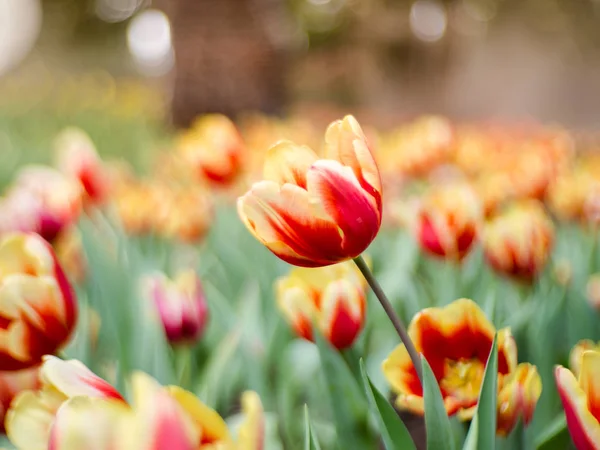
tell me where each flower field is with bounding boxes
[0,109,599,450]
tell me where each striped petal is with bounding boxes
[556,363,600,450]
[319,279,365,349]
[263,141,318,189]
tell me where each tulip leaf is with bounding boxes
[359,359,417,450]
[304,406,323,450]
[535,414,569,450]
[314,332,370,450]
[422,356,457,450]
[471,334,499,450]
[462,415,479,450]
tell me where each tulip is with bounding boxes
[143,270,209,345]
[570,340,600,379]
[54,127,110,205]
[383,298,541,434]
[482,201,554,280]
[6,355,125,449]
[0,365,40,430]
[237,391,265,450]
[179,114,245,186]
[275,260,366,349]
[416,184,481,260]
[556,350,600,450]
[238,115,382,268]
[0,168,83,243]
[0,233,78,370]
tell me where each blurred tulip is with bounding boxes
[6,355,124,449]
[54,128,109,205]
[556,350,600,450]
[570,340,600,379]
[0,366,40,430]
[587,275,600,311]
[482,201,554,280]
[379,116,454,178]
[546,170,596,222]
[237,391,264,450]
[275,260,366,349]
[0,233,77,370]
[383,298,541,434]
[179,114,245,186]
[143,270,209,345]
[1,168,82,242]
[238,115,382,267]
[154,186,213,243]
[416,184,481,260]
[112,180,158,236]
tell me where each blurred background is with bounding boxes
[2,0,600,130]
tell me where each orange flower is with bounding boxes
[1,168,82,242]
[143,270,209,345]
[238,115,382,267]
[482,201,554,280]
[179,114,245,186]
[416,184,481,260]
[275,260,366,349]
[383,298,541,434]
[556,350,600,450]
[54,127,110,205]
[0,233,78,370]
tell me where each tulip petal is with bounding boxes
[41,356,124,401]
[497,363,542,436]
[238,181,346,267]
[319,279,365,349]
[580,351,600,422]
[263,141,318,189]
[237,391,264,450]
[556,365,600,450]
[307,160,381,257]
[324,115,382,204]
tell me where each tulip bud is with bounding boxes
[416,184,481,260]
[586,274,600,311]
[2,167,82,242]
[54,127,110,205]
[144,270,209,345]
[0,233,78,370]
[275,261,366,349]
[482,201,554,280]
[179,114,245,186]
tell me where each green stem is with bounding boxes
[353,255,423,384]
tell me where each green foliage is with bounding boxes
[422,357,457,450]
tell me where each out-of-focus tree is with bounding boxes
[158,0,289,127]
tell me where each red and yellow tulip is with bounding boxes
[54,127,110,206]
[143,270,209,345]
[556,350,600,450]
[0,233,78,370]
[416,184,481,260]
[179,114,245,186]
[7,355,264,450]
[275,260,366,349]
[238,115,382,267]
[482,201,554,280]
[383,298,541,434]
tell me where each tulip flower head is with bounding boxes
[416,183,481,260]
[0,365,40,430]
[0,233,78,370]
[556,350,600,450]
[238,115,382,267]
[383,298,541,434]
[54,127,110,205]
[144,270,209,345]
[482,201,554,280]
[1,168,83,242]
[275,260,366,349]
[179,114,245,186]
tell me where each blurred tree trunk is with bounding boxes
[163,0,287,127]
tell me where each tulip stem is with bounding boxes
[353,255,423,384]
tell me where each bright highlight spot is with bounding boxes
[127,9,174,77]
[409,0,447,43]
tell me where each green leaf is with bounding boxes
[422,357,457,450]
[304,406,323,450]
[359,359,416,450]
[473,334,499,450]
[535,414,569,450]
[314,332,370,450]
[463,415,478,450]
